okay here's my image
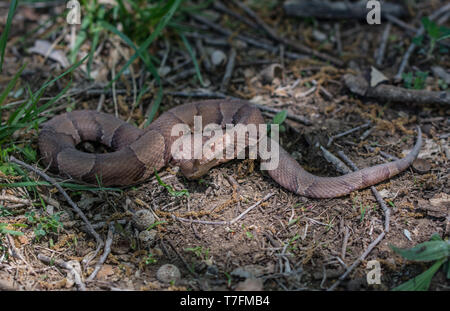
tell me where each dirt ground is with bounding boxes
[0,1,449,291]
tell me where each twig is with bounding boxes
[37,253,86,291]
[173,193,274,225]
[8,156,104,258]
[365,146,399,161]
[87,224,114,281]
[341,226,350,260]
[375,22,392,67]
[359,128,373,141]
[344,74,450,105]
[327,232,386,291]
[164,68,197,86]
[327,122,371,146]
[385,14,417,34]
[319,145,352,174]
[334,23,342,56]
[220,48,237,93]
[213,1,258,29]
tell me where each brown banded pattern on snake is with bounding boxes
[38,99,422,198]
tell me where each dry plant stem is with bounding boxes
[336,150,391,232]
[37,253,86,291]
[87,224,114,281]
[8,156,104,252]
[327,232,386,291]
[173,193,274,226]
[385,14,417,34]
[395,3,450,80]
[376,22,392,66]
[229,0,344,66]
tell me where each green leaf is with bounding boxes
[402,72,414,89]
[272,110,288,125]
[412,35,424,46]
[430,233,443,241]
[390,240,450,262]
[0,223,23,236]
[392,257,446,291]
[422,17,440,39]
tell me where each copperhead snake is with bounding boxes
[38,99,422,198]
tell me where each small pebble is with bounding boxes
[260,63,283,84]
[139,229,157,249]
[412,158,431,174]
[156,264,181,283]
[45,205,54,215]
[132,209,155,231]
[210,50,227,67]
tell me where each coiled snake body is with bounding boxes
[38,99,422,198]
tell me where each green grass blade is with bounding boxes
[180,33,205,86]
[37,54,88,94]
[107,0,183,87]
[0,0,18,72]
[0,63,26,106]
[0,181,122,192]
